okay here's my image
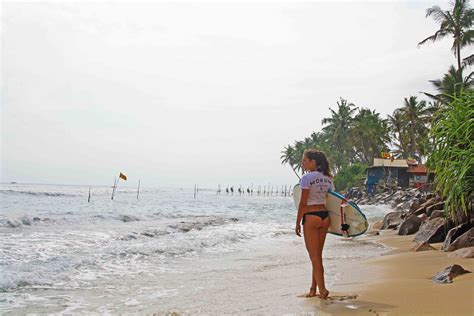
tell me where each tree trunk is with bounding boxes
[457,40,462,77]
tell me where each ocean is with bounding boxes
[0,183,392,314]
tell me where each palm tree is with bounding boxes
[418,0,474,74]
[280,145,300,179]
[387,109,409,158]
[398,96,434,162]
[424,65,474,103]
[351,108,391,164]
[321,98,357,170]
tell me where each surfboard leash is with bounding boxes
[340,198,350,237]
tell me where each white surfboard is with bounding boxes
[293,184,368,237]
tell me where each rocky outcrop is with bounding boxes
[369,219,384,232]
[448,247,474,258]
[398,215,423,235]
[445,228,474,252]
[429,210,445,220]
[414,241,436,252]
[432,264,471,284]
[414,217,448,244]
[382,211,405,230]
[442,223,472,251]
[409,197,443,217]
[426,202,444,216]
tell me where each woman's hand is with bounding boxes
[295,223,301,237]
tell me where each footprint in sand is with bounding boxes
[297,293,358,301]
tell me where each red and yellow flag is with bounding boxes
[119,172,127,181]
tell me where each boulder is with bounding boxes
[429,210,445,220]
[409,199,422,212]
[442,222,472,251]
[448,247,474,259]
[414,217,448,244]
[432,264,471,284]
[398,215,423,235]
[426,202,444,216]
[396,201,411,212]
[369,219,384,231]
[446,228,474,252]
[382,211,405,230]
[414,241,436,252]
[410,197,441,216]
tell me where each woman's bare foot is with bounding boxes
[306,287,317,297]
[319,289,329,299]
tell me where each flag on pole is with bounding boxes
[119,172,127,181]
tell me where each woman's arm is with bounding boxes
[295,189,309,236]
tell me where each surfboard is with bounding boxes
[293,184,368,237]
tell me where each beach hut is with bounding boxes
[366,158,410,193]
[407,164,430,188]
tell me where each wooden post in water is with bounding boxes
[111,177,117,200]
[194,184,197,199]
[137,180,140,199]
[88,186,91,202]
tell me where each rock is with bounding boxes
[410,198,440,216]
[426,202,444,216]
[429,210,445,220]
[446,228,474,252]
[432,264,471,284]
[414,241,436,252]
[396,201,411,212]
[365,231,380,236]
[382,211,405,230]
[409,199,421,212]
[398,215,423,235]
[442,223,472,251]
[369,219,384,231]
[414,217,448,244]
[448,247,474,258]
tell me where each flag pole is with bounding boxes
[111,177,118,200]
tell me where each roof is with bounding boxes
[370,158,409,168]
[407,165,428,173]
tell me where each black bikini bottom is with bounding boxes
[302,211,329,225]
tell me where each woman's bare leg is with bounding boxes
[304,216,329,299]
[303,222,317,297]
[318,217,330,299]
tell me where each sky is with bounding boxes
[0,0,464,188]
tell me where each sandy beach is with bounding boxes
[315,230,474,316]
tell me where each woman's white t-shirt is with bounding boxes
[300,170,334,205]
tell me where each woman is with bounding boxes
[295,149,334,299]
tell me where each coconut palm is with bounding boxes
[350,108,391,164]
[418,0,474,74]
[387,109,409,158]
[398,96,434,162]
[321,98,357,170]
[280,145,300,179]
[424,65,474,103]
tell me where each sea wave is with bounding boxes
[1,216,56,228]
[0,190,76,197]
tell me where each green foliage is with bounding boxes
[427,90,474,221]
[280,98,390,176]
[418,0,474,73]
[333,163,368,192]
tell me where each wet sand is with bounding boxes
[315,230,474,315]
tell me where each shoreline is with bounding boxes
[313,230,474,315]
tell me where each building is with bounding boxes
[366,158,431,193]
